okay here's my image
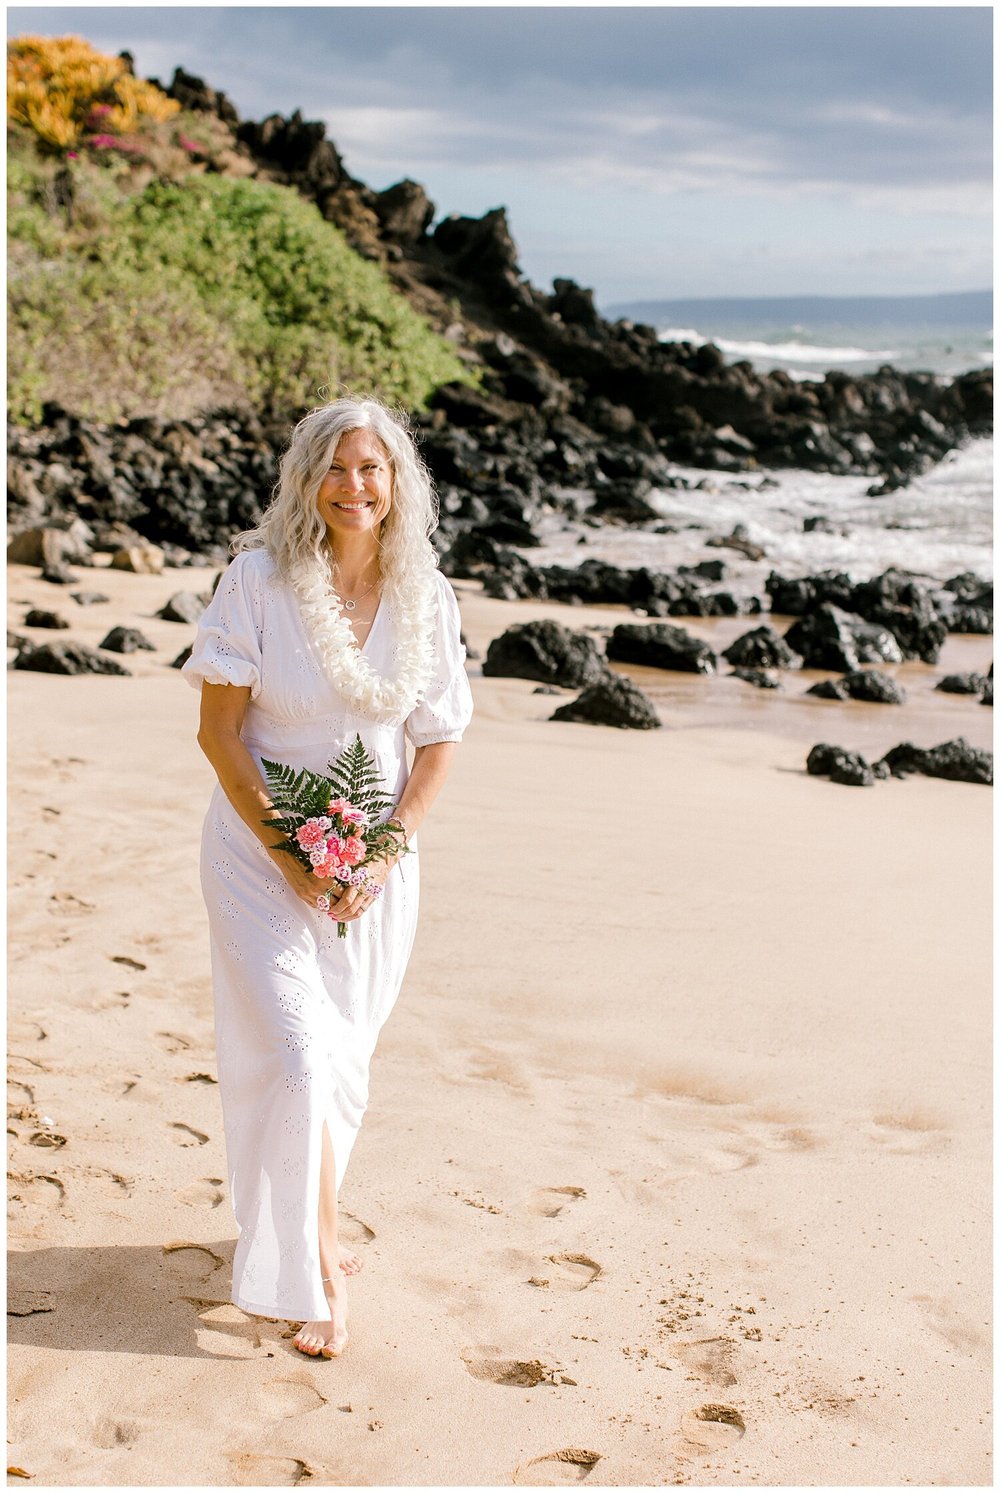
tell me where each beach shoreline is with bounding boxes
[7,560,993,1486]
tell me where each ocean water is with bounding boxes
[605,293,993,381]
[658,322,993,382]
[530,436,993,590]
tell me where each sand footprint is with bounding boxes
[461,1348,553,1387]
[8,1171,65,1209]
[868,1111,949,1155]
[226,1454,315,1486]
[543,1253,603,1291]
[168,1122,210,1147]
[176,1178,225,1209]
[156,1031,193,1054]
[261,1374,328,1418]
[91,1416,142,1449]
[910,1294,988,1354]
[192,1302,263,1358]
[674,1336,738,1387]
[514,1449,602,1485]
[7,1019,46,1046]
[339,1209,375,1246]
[679,1404,746,1453]
[48,892,95,917]
[7,1289,55,1317]
[530,1186,586,1218]
[162,1241,226,1286]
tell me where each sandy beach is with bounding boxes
[7,559,992,1487]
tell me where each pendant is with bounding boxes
[344,599,356,611]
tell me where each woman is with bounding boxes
[183,395,473,1359]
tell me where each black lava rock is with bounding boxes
[41,562,77,585]
[850,569,949,662]
[878,737,992,785]
[100,626,157,654]
[24,608,69,630]
[767,570,856,615]
[171,645,194,669]
[482,619,607,687]
[935,672,988,695]
[722,625,801,670]
[550,674,661,729]
[157,591,209,624]
[71,591,110,606]
[731,667,781,689]
[14,641,131,676]
[606,622,717,674]
[806,668,906,704]
[783,604,903,672]
[949,605,993,635]
[805,743,876,786]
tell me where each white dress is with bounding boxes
[182,550,473,1320]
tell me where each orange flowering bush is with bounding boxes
[7,35,180,151]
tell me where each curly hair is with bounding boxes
[233,395,440,599]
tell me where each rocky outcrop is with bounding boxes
[879,738,993,785]
[99,626,156,654]
[606,622,717,674]
[8,408,274,558]
[550,674,661,729]
[481,619,607,688]
[722,625,801,670]
[783,604,904,672]
[137,68,991,484]
[805,669,906,704]
[806,743,885,787]
[24,608,69,630]
[13,640,131,676]
[731,666,781,689]
[936,672,988,695]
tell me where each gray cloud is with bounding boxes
[8,7,991,296]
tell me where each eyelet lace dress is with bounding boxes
[182,549,473,1320]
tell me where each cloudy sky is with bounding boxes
[8,5,992,305]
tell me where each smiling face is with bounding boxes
[316,427,393,544]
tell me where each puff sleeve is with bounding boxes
[404,572,474,747]
[181,551,266,697]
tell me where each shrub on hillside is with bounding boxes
[8,152,471,423]
[8,35,179,150]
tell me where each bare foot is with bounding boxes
[338,1241,363,1276]
[293,1274,349,1359]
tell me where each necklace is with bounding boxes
[290,560,438,723]
[329,562,380,612]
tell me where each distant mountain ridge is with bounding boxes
[604,291,992,329]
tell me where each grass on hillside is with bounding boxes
[7,131,473,425]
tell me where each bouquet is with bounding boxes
[262,734,409,938]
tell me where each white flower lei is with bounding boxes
[290,559,438,723]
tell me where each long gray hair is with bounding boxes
[233,396,440,594]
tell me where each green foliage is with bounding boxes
[261,736,407,870]
[7,137,474,424]
[261,759,342,824]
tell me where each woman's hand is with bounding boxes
[270,848,341,911]
[324,855,395,923]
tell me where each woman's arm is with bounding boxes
[389,741,459,844]
[196,682,331,909]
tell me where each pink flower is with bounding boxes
[341,807,367,828]
[307,847,328,867]
[296,818,329,849]
[339,836,365,867]
[324,833,345,859]
[328,798,351,817]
